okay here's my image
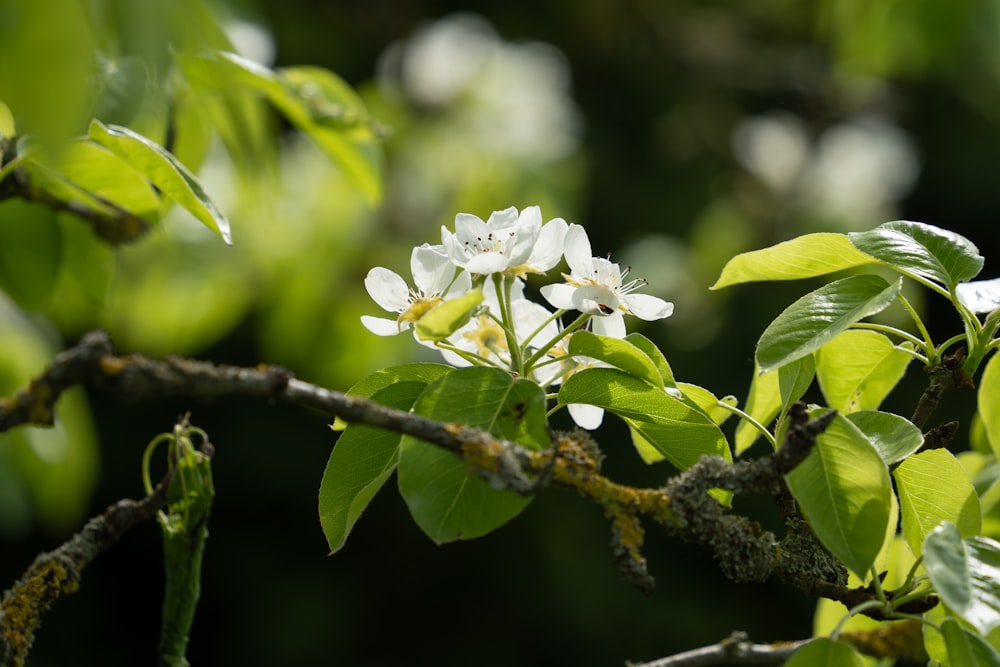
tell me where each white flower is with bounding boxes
[441,205,568,276]
[541,224,674,338]
[361,243,471,335]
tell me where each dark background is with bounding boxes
[4,0,1000,664]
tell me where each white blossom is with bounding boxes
[441,205,567,276]
[361,243,470,335]
[541,224,674,338]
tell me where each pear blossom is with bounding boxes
[361,243,471,336]
[442,205,568,276]
[541,224,674,338]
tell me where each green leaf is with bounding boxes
[779,353,815,413]
[816,330,913,413]
[941,618,1000,667]
[924,522,1000,635]
[0,200,61,310]
[331,363,454,431]
[319,372,447,554]
[849,220,983,289]
[398,367,548,544]
[677,383,735,426]
[559,367,730,470]
[735,361,781,454]
[846,410,923,465]
[624,332,677,387]
[894,450,981,557]
[756,274,901,373]
[785,411,891,577]
[176,51,382,202]
[711,233,879,289]
[979,353,1000,460]
[783,638,865,667]
[414,289,483,341]
[87,119,232,244]
[568,330,663,387]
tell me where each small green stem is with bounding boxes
[896,293,937,363]
[494,274,523,375]
[714,401,777,450]
[523,312,591,372]
[850,322,927,352]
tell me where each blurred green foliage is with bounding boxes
[2,0,1000,664]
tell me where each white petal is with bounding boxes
[465,251,511,275]
[361,315,405,336]
[505,208,542,265]
[568,403,605,430]
[563,224,594,277]
[573,284,619,316]
[411,243,454,296]
[623,294,674,321]
[957,278,1000,314]
[484,206,519,228]
[540,283,577,310]
[364,267,410,312]
[591,312,626,338]
[454,212,488,240]
[441,226,467,267]
[591,257,621,285]
[445,270,473,297]
[526,217,568,271]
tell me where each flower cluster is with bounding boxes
[361,205,674,427]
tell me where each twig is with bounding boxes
[627,632,810,666]
[0,479,169,666]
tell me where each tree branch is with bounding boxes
[0,479,169,666]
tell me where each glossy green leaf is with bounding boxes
[816,330,913,413]
[559,367,730,470]
[331,363,454,431]
[779,353,815,412]
[846,410,923,465]
[924,522,1000,635]
[711,233,878,289]
[756,274,901,373]
[87,119,232,244]
[635,384,734,464]
[414,289,483,341]
[398,367,548,544]
[894,450,981,557]
[849,220,983,289]
[941,618,1000,667]
[785,411,891,577]
[320,369,449,554]
[980,353,1000,460]
[784,638,864,667]
[568,331,663,387]
[624,332,677,387]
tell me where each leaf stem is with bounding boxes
[714,401,777,450]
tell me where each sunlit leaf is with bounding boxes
[925,522,1000,635]
[849,220,983,289]
[711,233,878,289]
[846,410,923,465]
[88,119,232,244]
[398,367,548,544]
[735,361,780,454]
[783,638,864,667]
[816,330,913,413]
[414,289,483,341]
[979,353,1000,460]
[756,274,901,373]
[559,367,729,470]
[785,411,891,577]
[941,618,1000,667]
[331,363,454,431]
[624,332,677,387]
[568,330,663,387]
[894,449,981,557]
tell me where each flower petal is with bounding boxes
[411,243,455,296]
[590,312,626,338]
[572,284,619,316]
[364,267,410,312]
[568,403,605,430]
[540,283,576,310]
[445,270,473,297]
[484,206,519,228]
[622,293,674,321]
[526,217,568,271]
[361,315,405,336]
[563,224,594,277]
[465,251,512,275]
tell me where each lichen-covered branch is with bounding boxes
[0,480,169,666]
